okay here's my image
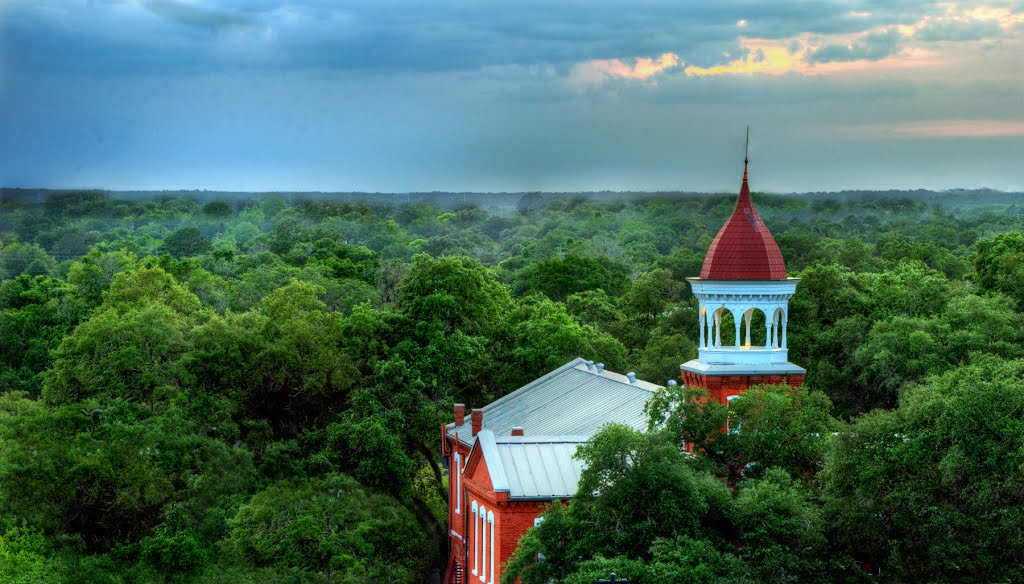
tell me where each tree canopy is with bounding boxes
[1,187,1023,581]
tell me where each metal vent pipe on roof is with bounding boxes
[596,363,605,374]
[585,360,595,371]
[627,372,637,384]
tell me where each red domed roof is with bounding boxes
[699,160,787,280]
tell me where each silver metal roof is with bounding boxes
[447,358,661,448]
[471,430,590,499]
[495,436,588,499]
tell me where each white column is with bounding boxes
[733,311,741,349]
[774,310,781,348]
[708,310,715,349]
[698,307,705,349]
[782,311,788,349]
[765,318,772,350]
[744,310,752,346]
[714,310,722,347]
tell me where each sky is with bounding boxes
[1,0,1022,193]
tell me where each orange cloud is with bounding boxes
[569,52,681,86]
[685,42,807,76]
[568,4,1020,83]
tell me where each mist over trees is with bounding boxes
[1,187,1024,582]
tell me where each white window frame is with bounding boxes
[479,505,487,582]
[471,500,478,575]
[454,453,461,515]
[487,510,495,583]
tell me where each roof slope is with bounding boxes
[700,160,787,280]
[472,431,589,500]
[447,358,660,448]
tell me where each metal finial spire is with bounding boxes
[744,125,749,165]
[743,126,749,180]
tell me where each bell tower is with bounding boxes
[680,141,805,402]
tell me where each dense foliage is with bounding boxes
[1,187,1023,582]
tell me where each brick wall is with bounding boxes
[680,371,805,404]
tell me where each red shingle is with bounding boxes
[700,165,787,280]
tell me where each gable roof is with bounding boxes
[469,430,590,500]
[447,358,661,448]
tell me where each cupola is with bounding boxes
[680,142,806,403]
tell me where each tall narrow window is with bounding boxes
[479,506,487,582]
[471,501,478,576]
[727,394,741,434]
[454,453,461,515]
[487,510,495,583]
[534,517,546,560]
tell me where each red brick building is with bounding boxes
[441,156,803,583]
[441,359,660,583]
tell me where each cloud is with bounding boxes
[140,0,253,33]
[889,120,1024,138]
[806,29,904,63]
[569,52,681,86]
[685,42,806,76]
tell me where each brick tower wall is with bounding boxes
[680,370,805,404]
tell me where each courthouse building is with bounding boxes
[442,156,804,583]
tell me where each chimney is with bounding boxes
[627,372,637,384]
[454,403,465,426]
[585,360,595,371]
[471,409,483,436]
[596,363,605,374]
[511,427,524,437]
[667,379,678,387]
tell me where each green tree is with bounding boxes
[821,357,1024,581]
[0,242,55,279]
[502,425,731,583]
[503,295,628,388]
[647,383,835,482]
[42,302,190,406]
[226,473,430,583]
[972,231,1024,308]
[0,525,59,584]
[528,254,629,302]
[161,227,212,258]
[66,249,137,305]
[730,469,828,583]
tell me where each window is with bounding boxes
[479,505,487,582]
[534,517,546,561]
[471,501,478,575]
[727,394,741,434]
[454,453,461,515]
[487,510,495,583]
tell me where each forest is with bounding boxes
[1,187,1023,583]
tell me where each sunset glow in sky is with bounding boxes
[1,0,1022,193]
